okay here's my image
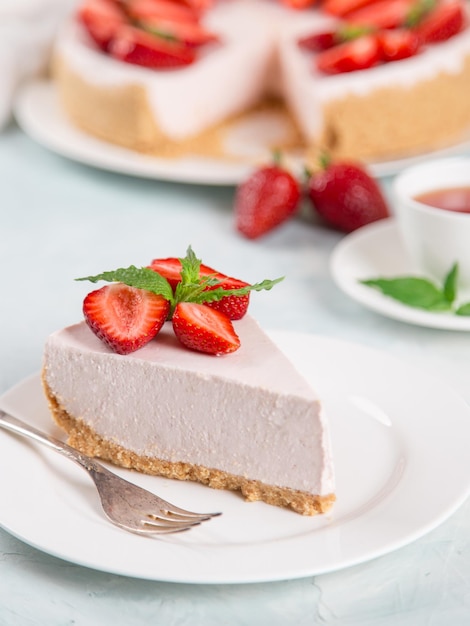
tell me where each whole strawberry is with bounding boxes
[234,161,301,239]
[307,156,389,232]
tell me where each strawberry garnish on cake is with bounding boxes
[77,247,282,356]
[83,284,170,354]
[322,0,379,17]
[148,257,251,319]
[172,302,241,354]
[302,0,468,74]
[78,0,218,68]
[414,0,466,43]
[315,33,382,73]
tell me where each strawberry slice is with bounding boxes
[148,257,187,290]
[139,18,219,47]
[109,25,196,67]
[172,302,241,355]
[315,34,382,74]
[298,25,372,51]
[298,31,338,51]
[280,0,317,8]
[83,284,170,354]
[234,164,301,239]
[78,0,127,51]
[378,28,421,61]
[414,0,466,44]
[322,0,379,17]
[125,0,201,23]
[148,258,251,320]
[347,0,417,29]
[176,0,215,10]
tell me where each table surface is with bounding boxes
[1,120,469,626]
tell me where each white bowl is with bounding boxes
[393,157,470,288]
[0,0,77,129]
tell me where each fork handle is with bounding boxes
[0,409,107,474]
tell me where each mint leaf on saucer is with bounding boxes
[360,277,452,311]
[443,263,458,303]
[455,302,470,316]
[359,262,470,315]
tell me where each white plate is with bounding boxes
[13,80,295,186]
[14,80,470,185]
[331,219,470,331]
[1,332,470,584]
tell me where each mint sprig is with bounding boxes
[76,246,283,316]
[360,263,470,315]
[76,266,174,302]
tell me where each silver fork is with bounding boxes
[0,409,221,535]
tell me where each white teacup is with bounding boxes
[393,157,470,288]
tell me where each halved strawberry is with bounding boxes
[315,34,382,74]
[322,0,378,17]
[125,0,201,23]
[177,0,215,10]
[298,25,372,51]
[280,0,317,8]
[347,0,416,29]
[109,25,196,67]
[139,18,219,47]
[148,257,186,290]
[378,28,421,61]
[414,0,466,44]
[78,0,127,51]
[298,31,338,51]
[172,302,241,355]
[83,283,170,354]
[148,258,251,319]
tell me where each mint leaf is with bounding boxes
[76,247,284,318]
[360,277,451,311]
[194,277,285,304]
[179,246,203,285]
[443,262,458,303]
[76,266,174,302]
[455,302,470,316]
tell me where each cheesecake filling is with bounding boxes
[42,318,335,507]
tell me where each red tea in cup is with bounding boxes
[414,186,470,213]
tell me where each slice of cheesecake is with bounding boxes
[42,316,335,515]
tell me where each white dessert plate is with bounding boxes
[330,218,470,331]
[1,332,470,584]
[14,80,470,185]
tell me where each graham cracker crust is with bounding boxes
[312,53,470,162]
[42,376,335,516]
[54,47,470,165]
[53,56,303,162]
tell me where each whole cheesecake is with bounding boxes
[42,317,336,515]
[53,0,470,162]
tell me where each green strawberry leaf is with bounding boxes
[76,266,175,302]
[455,302,470,316]
[360,276,452,311]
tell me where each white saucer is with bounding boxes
[330,219,470,331]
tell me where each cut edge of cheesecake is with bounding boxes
[42,374,336,516]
